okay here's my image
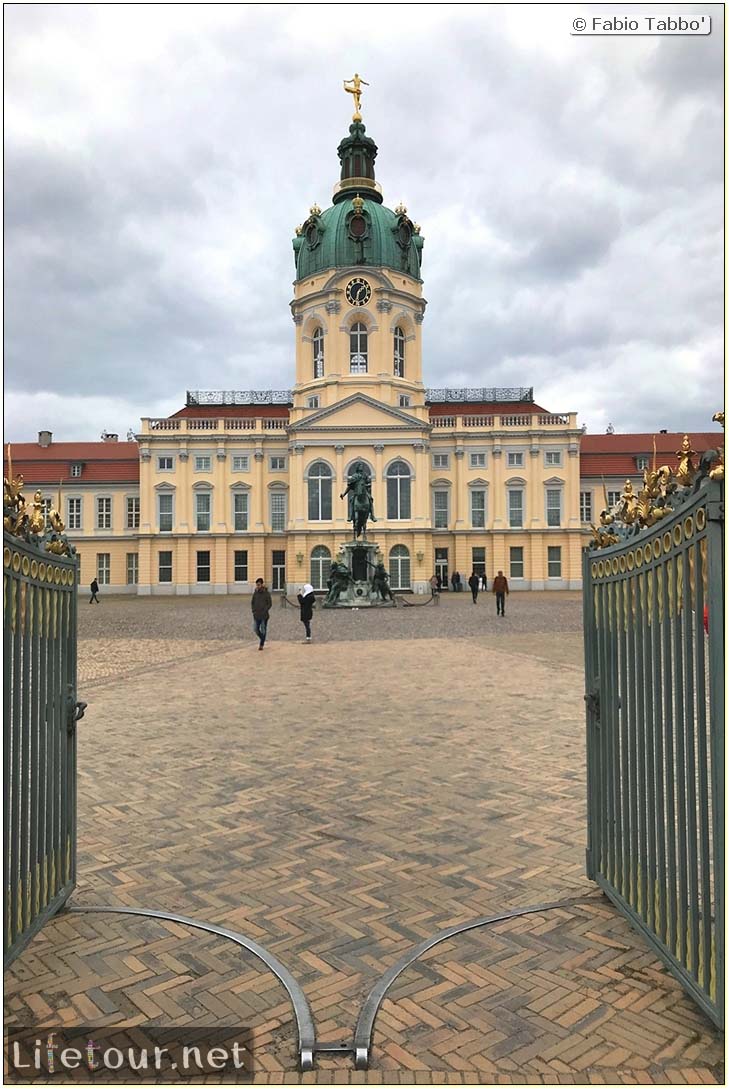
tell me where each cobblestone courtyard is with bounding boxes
[5,594,723,1083]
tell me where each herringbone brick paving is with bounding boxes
[4,595,723,1084]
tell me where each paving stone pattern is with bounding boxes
[5,594,723,1084]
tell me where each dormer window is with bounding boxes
[71,463,82,477]
[636,456,650,471]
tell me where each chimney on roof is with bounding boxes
[660,429,668,434]
[38,430,52,447]
[101,431,118,442]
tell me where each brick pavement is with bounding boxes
[4,595,723,1084]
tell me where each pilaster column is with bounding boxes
[454,447,465,528]
[137,536,152,596]
[373,443,384,521]
[214,535,227,594]
[491,446,504,528]
[176,537,190,594]
[254,449,265,531]
[334,445,345,527]
[412,441,427,526]
[291,444,306,528]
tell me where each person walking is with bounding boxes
[492,570,509,617]
[430,574,439,596]
[453,570,462,592]
[89,578,100,604]
[481,572,488,592]
[450,571,457,592]
[297,583,316,642]
[251,577,272,650]
[468,571,480,603]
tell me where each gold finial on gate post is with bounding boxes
[343,73,369,122]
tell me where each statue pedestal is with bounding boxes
[322,538,396,608]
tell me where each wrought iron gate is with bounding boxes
[584,469,724,1028]
[3,531,82,966]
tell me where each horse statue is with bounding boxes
[340,462,376,539]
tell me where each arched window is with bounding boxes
[313,327,324,379]
[393,327,405,378]
[310,546,331,591]
[350,322,368,373]
[389,545,411,590]
[307,461,333,521]
[386,460,411,520]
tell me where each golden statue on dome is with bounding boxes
[343,73,369,122]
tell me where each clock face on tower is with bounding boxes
[345,277,371,307]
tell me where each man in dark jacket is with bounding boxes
[297,583,316,643]
[251,578,273,649]
[492,571,509,617]
[467,571,480,603]
[89,578,100,604]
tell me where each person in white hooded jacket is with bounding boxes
[297,583,316,643]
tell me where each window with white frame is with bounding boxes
[607,490,622,508]
[350,322,368,373]
[270,456,286,472]
[580,491,593,523]
[547,546,562,578]
[194,455,211,472]
[470,489,486,528]
[96,497,112,530]
[387,461,411,520]
[158,493,173,532]
[508,488,524,528]
[158,456,174,471]
[469,452,486,469]
[544,451,562,467]
[432,453,450,470]
[158,551,172,582]
[97,553,111,585]
[510,546,524,578]
[389,545,411,590]
[40,498,52,518]
[195,492,211,532]
[126,497,140,529]
[232,455,249,472]
[433,490,449,529]
[126,553,138,585]
[313,327,324,378]
[67,497,82,530]
[472,547,486,578]
[71,463,83,477]
[546,488,562,527]
[234,549,248,582]
[307,396,320,409]
[196,550,211,583]
[636,456,650,470]
[393,326,405,377]
[307,461,332,521]
[310,545,331,591]
[270,491,287,532]
[233,491,249,531]
[399,395,411,408]
[507,452,524,468]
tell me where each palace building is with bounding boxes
[6,100,721,596]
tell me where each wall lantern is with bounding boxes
[416,551,425,564]
[296,552,304,566]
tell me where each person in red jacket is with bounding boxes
[492,571,509,617]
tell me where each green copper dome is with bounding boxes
[293,122,424,282]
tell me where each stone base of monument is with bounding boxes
[322,538,397,608]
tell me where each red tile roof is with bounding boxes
[580,432,722,478]
[171,405,290,418]
[4,442,140,485]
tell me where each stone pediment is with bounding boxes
[292,393,426,432]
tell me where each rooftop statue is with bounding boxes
[343,73,369,122]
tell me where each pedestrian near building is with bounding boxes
[453,570,463,592]
[468,571,480,603]
[297,583,316,642]
[251,577,272,650]
[481,573,488,592]
[430,574,439,595]
[492,570,509,617]
[89,578,100,604]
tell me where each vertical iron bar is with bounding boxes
[608,578,621,890]
[683,541,700,983]
[635,567,648,922]
[4,569,15,955]
[20,576,32,945]
[29,583,40,934]
[10,575,23,947]
[694,527,712,995]
[618,577,630,903]
[627,573,639,908]
[662,555,678,957]
[643,562,657,933]
[673,553,689,968]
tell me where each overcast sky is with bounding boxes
[5,3,724,442]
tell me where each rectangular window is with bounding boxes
[469,452,486,468]
[307,396,320,409]
[508,489,523,528]
[510,546,524,579]
[399,395,411,408]
[67,497,82,530]
[158,493,173,532]
[158,550,172,583]
[270,456,286,472]
[196,550,211,583]
[548,546,562,578]
[472,546,486,578]
[232,455,249,472]
[97,553,111,585]
[470,489,486,528]
[158,456,174,471]
[271,492,286,532]
[194,455,211,472]
[432,453,450,469]
[272,549,286,591]
[546,488,562,527]
[126,553,138,585]
[195,492,211,532]
[507,452,524,468]
[545,451,562,467]
[71,463,82,477]
[433,490,449,529]
[234,549,248,582]
[607,490,622,508]
[40,498,52,518]
[96,497,112,530]
[580,491,593,523]
[126,496,140,529]
[636,456,650,470]
[233,492,249,531]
